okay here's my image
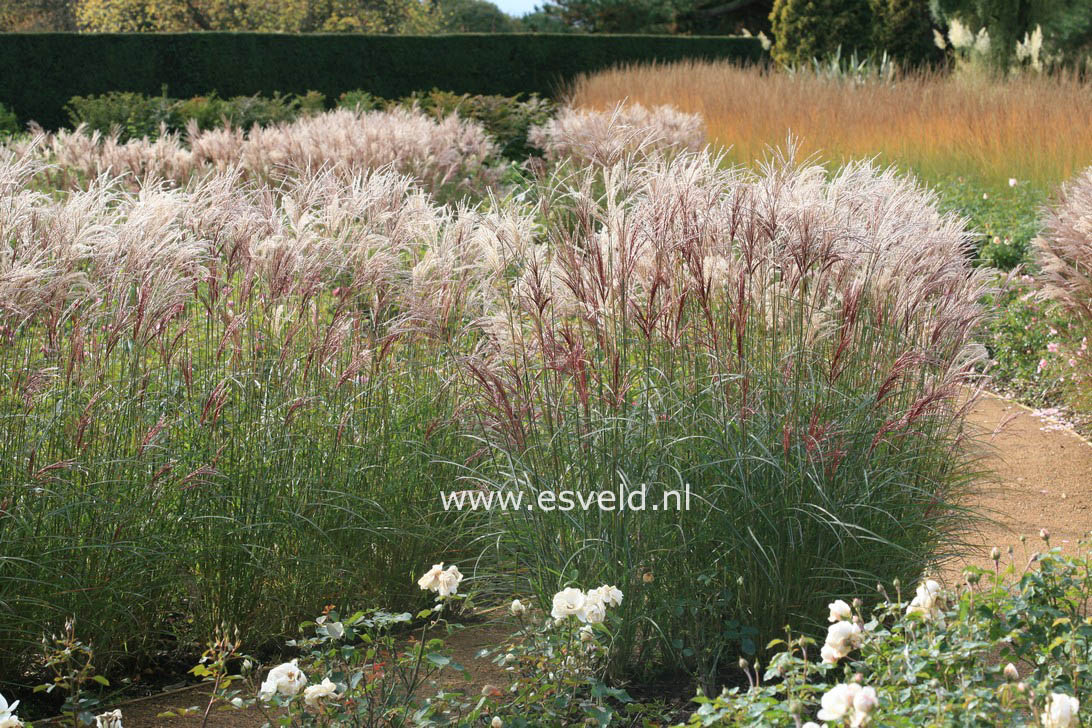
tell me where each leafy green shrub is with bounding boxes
[65,89,178,141]
[681,535,1092,727]
[396,88,556,160]
[65,90,322,141]
[0,102,19,137]
[769,0,875,67]
[869,0,944,68]
[336,89,385,112]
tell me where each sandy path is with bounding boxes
[948,392,1092,575]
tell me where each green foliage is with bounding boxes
[65,89,316,141]
[336,89,386,112]
[869,0,943,67]
[436,0,521,32]
[519,6,576,32]
[250,607,469,726]
[0,33,764,130]
[680,538,1092,726]
[396,88,556,160]
[64,86,554,161]
[35,619,110,728]
[0,101,19,137]
[930,175,1046,269]
[64,89,177,141]
[676,0,774,36]
[933,0,1092,70]
[543,0,688,32]
[769,0,875,67]
[72,0,447,33]
[979,277,1073,405]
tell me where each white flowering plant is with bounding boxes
[202,564,481,727]
[473,586,637,727]
[680,534,1092,727]
[33,619,110,728]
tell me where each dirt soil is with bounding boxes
[947,392,1092,576]
[37,392,1092,727]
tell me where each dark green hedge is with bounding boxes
[0,33,764,130]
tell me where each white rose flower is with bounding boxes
[590,585,623,607]
[417,563,445,592]
[436,564,463,597]
[906,579,946,626]
[852,686,878,726]
[828,599,852,622]
[509,599,527,616]
[491,718,504,728]
[303,677,339,707]
[820,643,843,664]
[551,587,585,620]
[822,620,861,662]
[0,694,19,725]
[259,659,308,699]
[1042,693,1079,728]
[579,625,595,642]
[817,683,861,722]
[94,710,123,728]
[578,594,607,624]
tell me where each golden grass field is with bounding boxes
[568,59,1092,187]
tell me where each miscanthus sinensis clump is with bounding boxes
[31,106,501,198]
[1034,167,1092,407]
[528,102,704,166]
[460,146,990,685]
[1035,167,1092,322]
[0,135,988,686]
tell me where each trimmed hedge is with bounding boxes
[0,33,764,129]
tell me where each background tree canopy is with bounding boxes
[932,0,1092,67]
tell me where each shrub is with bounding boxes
[65,90,320,142]
[64,89,178,142]
[869,0,944,68]
[397,89,556,161]
[458,149,989,690]
[337,89,386,112]
[769,0,875,67]
[527,102,704,165]
[682,537,1092,727]
[0,102,19,137]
